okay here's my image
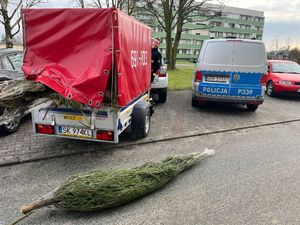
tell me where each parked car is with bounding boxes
[192,38,267,111]
[266,60,300,97]
[151,58,168,103]
[0,48,24,135]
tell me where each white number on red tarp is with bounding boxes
[131,50,148,68]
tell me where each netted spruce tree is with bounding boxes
[142,0,223,70]
[12,149,215,225]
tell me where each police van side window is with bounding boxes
[202,42,233,65]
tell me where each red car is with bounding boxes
[266,60,300,96]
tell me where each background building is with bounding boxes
[136,4,264,61]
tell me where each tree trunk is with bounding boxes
[165,31,172,70]
[5,24,13,48]
[162,1,173,71]
[169,15,184,70]
[1,3,14,48]
[169,29,182,70]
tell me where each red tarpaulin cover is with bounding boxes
[22,8,151,108]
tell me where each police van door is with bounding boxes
[230,40,266,99]
[199,40,234,97]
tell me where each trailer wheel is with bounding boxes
[130,100,151,140]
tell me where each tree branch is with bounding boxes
[146,2,165,30]
[9,0,22,20]
[11,17,22,30]
[90,0,102,8]
[12,21,21,37]
[26,0,49,8]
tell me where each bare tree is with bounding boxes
[0,0,47,48]
[289,47,300,64]
[142,0,223,70]
[77,0,85,8]
[74,0,138,15]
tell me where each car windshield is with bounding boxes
[272,62,300,74]
[7,52,23,71]
[1,51,23,71]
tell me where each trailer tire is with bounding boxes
[130,100,151,140]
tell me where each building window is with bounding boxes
[211,21,222,27]
[229,23,235,28]
[196,22,206,26]
[216,32,223,37]
[228,13,239,19]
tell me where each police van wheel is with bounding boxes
[191,98,199,107]
[246,104,258,111]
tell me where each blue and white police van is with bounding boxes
[192,38,267,111]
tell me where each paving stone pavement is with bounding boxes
[1,91,300,165]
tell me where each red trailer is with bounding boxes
[22,8,153,143]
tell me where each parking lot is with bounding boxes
[1,91,300,225]
[1,91,300,166]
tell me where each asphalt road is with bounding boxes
[1,120,300,225]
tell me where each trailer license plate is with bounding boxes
[58,126,92,138]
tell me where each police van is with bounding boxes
[192,38,267,111]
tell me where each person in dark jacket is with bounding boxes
[151,38,162,83]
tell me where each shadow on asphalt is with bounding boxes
[191,94,300,114]
[191,102,249,114]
